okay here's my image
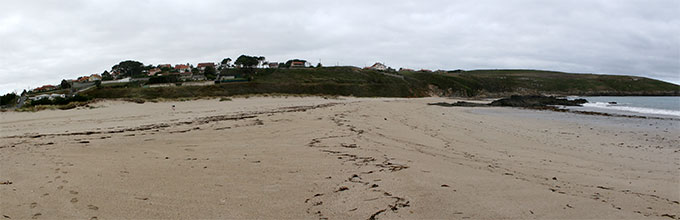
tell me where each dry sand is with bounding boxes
[1,97,678,219]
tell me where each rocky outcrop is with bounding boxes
[489,95,587,107]
[429,96,587,108]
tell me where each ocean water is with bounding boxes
[568,96,680,118]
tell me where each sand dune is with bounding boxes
[1,97,678,219]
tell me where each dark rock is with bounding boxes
[490,95,587,107]
[428,101,487,107]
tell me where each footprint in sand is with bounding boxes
[71,198,78,203]
[30,202,38,208]
[31,213,41,219]
[57,186,63,190]
[87,205,99,210]
[69,190,78,195]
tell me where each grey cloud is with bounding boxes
[1,0,678,93]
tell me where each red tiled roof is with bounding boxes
[197,63,215,68]
[175,64,190,69]
[34,85,57,91]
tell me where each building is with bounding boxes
[89,74,102,81]
[197,63,215,71]
[268,62,280,68]
[220,61,231,69]
[148,68,161,76]
[290,61,306,68]
[369,62,388,71]
[77,76,90,83]
[191,74,207,81]
[175,64,191,73]
[32,85,57,92]
[158,64,172,69]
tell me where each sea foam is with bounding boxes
[583,102,680,117]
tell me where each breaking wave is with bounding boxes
[582,102,680,117]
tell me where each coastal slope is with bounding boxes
[80,68,680,100]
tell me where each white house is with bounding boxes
[369,62,388,71]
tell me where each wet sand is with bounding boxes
[1,97,678,219]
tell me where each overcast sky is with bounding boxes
[1,0,678,94]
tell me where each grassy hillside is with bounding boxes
[82,67,679,99]
[401,69,679,96]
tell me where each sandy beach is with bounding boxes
[1,97,678,219]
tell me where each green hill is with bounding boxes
[82,67,679,99]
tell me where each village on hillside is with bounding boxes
[0,55,442,108]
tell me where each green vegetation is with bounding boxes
[234,55,265,68]
[60,79,71,89]
[204,66,217,80]
[148,75,179,84]
[0,93,18,106]
[80,68,678,100]
[112,60,145,77]
[27,95,90,107]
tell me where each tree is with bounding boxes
[0,93,17,106]
[112,60,144,77]
[257,56,266,68]
[160,66,172,72]
[102,71,113,81]
[204,66,217,80]
[316,63,323,68]
[60,79,71,89]
[234,55,262,68]
[221,58,232,66]
[95,80,102,88]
